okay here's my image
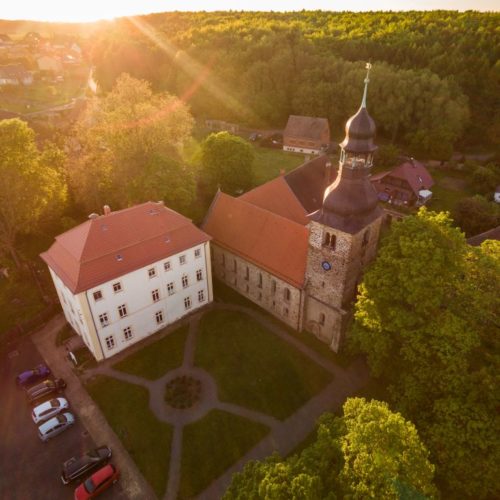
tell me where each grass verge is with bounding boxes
[112,324,188,380]
[86,375,172,498]
[179,409,269,499]
[196,310,332,420]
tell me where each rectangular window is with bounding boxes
[284,288,291,301]
[179,255,186,265]
[196,269,203,281]
[221,253,226,266]
[194,248,201,258]
[93,290,103,301]
[182,274,189,288]
[112,282,122,293]
[198,290,205,303]
[258,273,263,289]
[164,261,171,271]
[167,282,175,295]
[284,307,289,317]
[105,335,115,350]
[152,289,160,302]
[123,326,133,341]
[271,280,276,295]
[148,267,157,278]
[155,310,164,324]
[184,296,192,310]
[118,304,127,318]
[245,266,249,281]
[233,259,237,272]
[98,313,109,327]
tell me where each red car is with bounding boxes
[74,464,119,499]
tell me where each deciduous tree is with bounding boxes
[200,132,255,195]
[71,73,195,213]
[0,119,67,268]
[351,209,500,498]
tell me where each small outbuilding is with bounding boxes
[283,115,330,155]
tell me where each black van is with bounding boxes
[26,378,66,404]
[61,446,112,484]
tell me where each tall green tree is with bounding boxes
[351,209,500,498]
[453,195,500,237]
[0,119,67,268]
[224,398,436,500]
[200,132,255,195]
[71,73,195,213]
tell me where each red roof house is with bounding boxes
[371,159,434,206]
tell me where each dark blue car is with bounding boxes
[16,364,51,387]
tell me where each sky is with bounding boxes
[0,0,497,23]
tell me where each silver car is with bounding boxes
[32,398,69,424]
[38,412,75,442]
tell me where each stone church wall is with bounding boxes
[211,244,302,330]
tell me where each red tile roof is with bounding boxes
[41,202,211,294]
[240,176,309,225]
[372,160,434,197]
[202,192,308,288]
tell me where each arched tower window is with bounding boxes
[323,232,337,250]
[362,229,370,247]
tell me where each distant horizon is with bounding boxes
[0,1,498,24]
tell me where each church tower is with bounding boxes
[303,64,384,351]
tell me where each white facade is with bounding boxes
[50,242,213,360]
[283,145,321,155]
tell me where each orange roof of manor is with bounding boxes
[41,202,211,294]
[202,192,308,288]
[240,176,309,225]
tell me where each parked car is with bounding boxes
[260,133,283,149]
[61,446,112,485]
[26,378,66,404]
[249,132,262,141]
[74,464,120,499]
[16,364,51,387]
[38,412,75,442]
[32,397,69,424]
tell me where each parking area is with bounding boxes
[0,337,126,500]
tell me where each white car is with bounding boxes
[32,397,69,424]
[38,412,75,442]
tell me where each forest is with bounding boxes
[88,10,500,158]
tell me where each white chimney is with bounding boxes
[88,213,99,219]
[103,205,111,215]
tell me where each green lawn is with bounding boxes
[86,375,173,498]
[426,167,474,213]
[112,324,188,380]
[252,146,305,185]
[214,278,352,367]
[195,310,332,420]
[179,409,269,499]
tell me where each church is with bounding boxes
[202,69,384,351]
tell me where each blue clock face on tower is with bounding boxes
[321,261,332,271]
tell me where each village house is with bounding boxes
[37,55,63,74]
[283,115,330,155]
[203,70,383,351]
[371,159,434,206]
[41,202,213,361]
[0,63,33,86]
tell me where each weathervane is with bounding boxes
[361,62,372,109]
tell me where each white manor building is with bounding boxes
[41,202,213,361]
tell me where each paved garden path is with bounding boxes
[83,303,369,500]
